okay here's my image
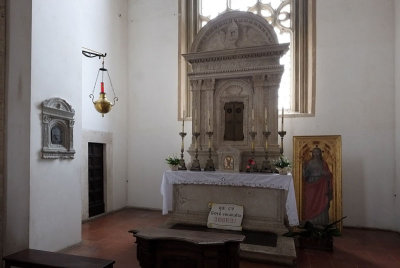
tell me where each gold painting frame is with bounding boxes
[293,135,342,230]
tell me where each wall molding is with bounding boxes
[81,130,113,221]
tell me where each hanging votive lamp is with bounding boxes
[82,48,118,117]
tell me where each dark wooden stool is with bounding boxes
[130,227,245,268]
[3,249,115,268]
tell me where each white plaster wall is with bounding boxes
[127,0,190,209]
[127,0,398,230]
[394,0,400,231]
[81,0,129,217]
[5,0,129,253]
[5,0,32,255]
[283,0,396,230]
[28,0,82,251]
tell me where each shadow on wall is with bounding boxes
[342,157,365,227]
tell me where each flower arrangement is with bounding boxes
[165,155,180,166]
[274,155,291,168]
[245,158,257,172]
[273,155,291,174]
[246,158,256,169]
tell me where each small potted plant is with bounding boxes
[165,155,180,171]
[274,155,291,175]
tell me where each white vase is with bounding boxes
[277,167,291,175]
[169,165,179,171]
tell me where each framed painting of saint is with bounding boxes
[293,136,342,230]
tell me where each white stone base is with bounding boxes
[165,183,297,265]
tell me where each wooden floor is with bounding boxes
[61,208,400,268]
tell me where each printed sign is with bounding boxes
[207,203,244,231]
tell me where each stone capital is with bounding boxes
[252,74,266,88]
[202,78,215,91]
[190,79,203,91]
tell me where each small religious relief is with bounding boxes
[51,125,63,145]
[223,20,239,49]
[42,98,75,159]
[293,136,342,230]
[224,102,244,141]
[223,155,234,170]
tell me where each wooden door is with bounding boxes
[88,143,105,217]
[224,102,244,141]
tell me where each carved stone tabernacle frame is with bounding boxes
[184,11,289,170]
[42,98,75,159]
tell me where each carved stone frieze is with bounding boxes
[191,57,279,75]
[191,11,279,52]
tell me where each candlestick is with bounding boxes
[261,131,272,173]
[178,130,187,170]
[194,110,198,133]
[281,107,284,132]
[278,130,287,155]
[208,111,211,132]
[204,131,215,171]
[190,132,201,171]
[247,131,258,173]
[182,111,185,132]
[251,107,255,131]
[265,107,268,131]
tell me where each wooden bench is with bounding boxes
[130,227,245,268]
[3,249,115,268]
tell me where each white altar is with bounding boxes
[161,170,299,226]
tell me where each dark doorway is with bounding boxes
[224,102,244,141]
[88,143,105,217]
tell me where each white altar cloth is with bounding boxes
[161,170,299,226]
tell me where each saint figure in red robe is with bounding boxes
[303,147,333,225]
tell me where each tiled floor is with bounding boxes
[61,208,400,267]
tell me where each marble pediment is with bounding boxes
[184,11,289,81]
[191,11,279,53]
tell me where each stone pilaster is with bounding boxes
[252,74,266,148]
[0,0,6,260]
[202,78,215,148]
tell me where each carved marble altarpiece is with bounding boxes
[42,98,75,159]
[184,11,289,171]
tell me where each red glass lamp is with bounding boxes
[82,48,118,117]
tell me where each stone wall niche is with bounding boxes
[184,11,289,170]
[42,98,75,159]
